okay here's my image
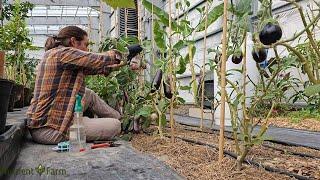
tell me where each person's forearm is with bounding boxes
[59,47,117,71]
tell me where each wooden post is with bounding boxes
[218,0,229,164]
[99,0,103,43]
[168,0,175,143]
[0,51,5,78]
[200,1,209,130]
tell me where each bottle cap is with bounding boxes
[74,94,83,112]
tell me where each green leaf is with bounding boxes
[233,0,252,17]
[180,85,192,90]
[142,0,180,31]
[153,21,166,52]
[197,3,224,32]
[160,115,167,127]
[173,40,185,50]
[102,0,136,8]
[305,84,320,96]
[154,59,164,68]
[176,56,187,74]
[136,105,153,117]
[177,96,186,104]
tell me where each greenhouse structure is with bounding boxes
[0,0,319,179]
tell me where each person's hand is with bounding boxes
[103,49,126,69]
[129,56,141,71]
[104,49,122,65]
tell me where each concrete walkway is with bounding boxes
[4,108,182,180]
[171,115,320,150]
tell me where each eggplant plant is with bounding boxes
[208,0,301,169]
[257,0,320,110]
[142,0,224,136]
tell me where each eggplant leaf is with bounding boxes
[197,3,224,32]
[173,40,185,50]
[153,21,166,52]
[176,56,187,74]
[136,105,153,117]
[102,0,136,8]
[305,84,320,96]
[142,0,180,31]
[180,85,192,90]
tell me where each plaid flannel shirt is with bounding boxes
[27,46,115,137]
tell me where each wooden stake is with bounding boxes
[137,0,145,89]
[151,2,155,75]
[115,8,118,36]
[87,8,92,51]
[218,0,229,164]
[242,33,248,129]
[200,1,209,130]
[99,0,103,43]
[168,0,175,143]
[125,8,128,37]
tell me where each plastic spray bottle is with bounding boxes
[69,94,86,152]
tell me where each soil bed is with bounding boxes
[132,125,320,179]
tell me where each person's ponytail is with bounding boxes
[44,36,59,51]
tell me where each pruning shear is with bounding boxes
[92,141,121,149]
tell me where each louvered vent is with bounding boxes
[119,0,138,36]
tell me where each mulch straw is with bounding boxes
[132,128,291,180]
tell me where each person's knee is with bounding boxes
[114,111,122,120]
[114,119,121,135]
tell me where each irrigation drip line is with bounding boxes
[180,125,320,160]
[176,121,320,151]
[165,135,313,180]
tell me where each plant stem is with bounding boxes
[152,97,163,138]
[236,147,250,170]
[225,94,240,155]
[188,44,198,104]
[256,102,276,137]
[218,0,229,164]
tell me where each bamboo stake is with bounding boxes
[88,8,92,51]
[99,0,103,43]
[115,8,118,36]
[200,1,209,130]
[218,0,229,164]
[125,8,128,37]
[151,2,155,75]
[168,0,175,143]
[137,0,145,90]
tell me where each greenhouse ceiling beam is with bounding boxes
[8,0,100,8]
[29,28,99,35]
[26,16,99,27]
